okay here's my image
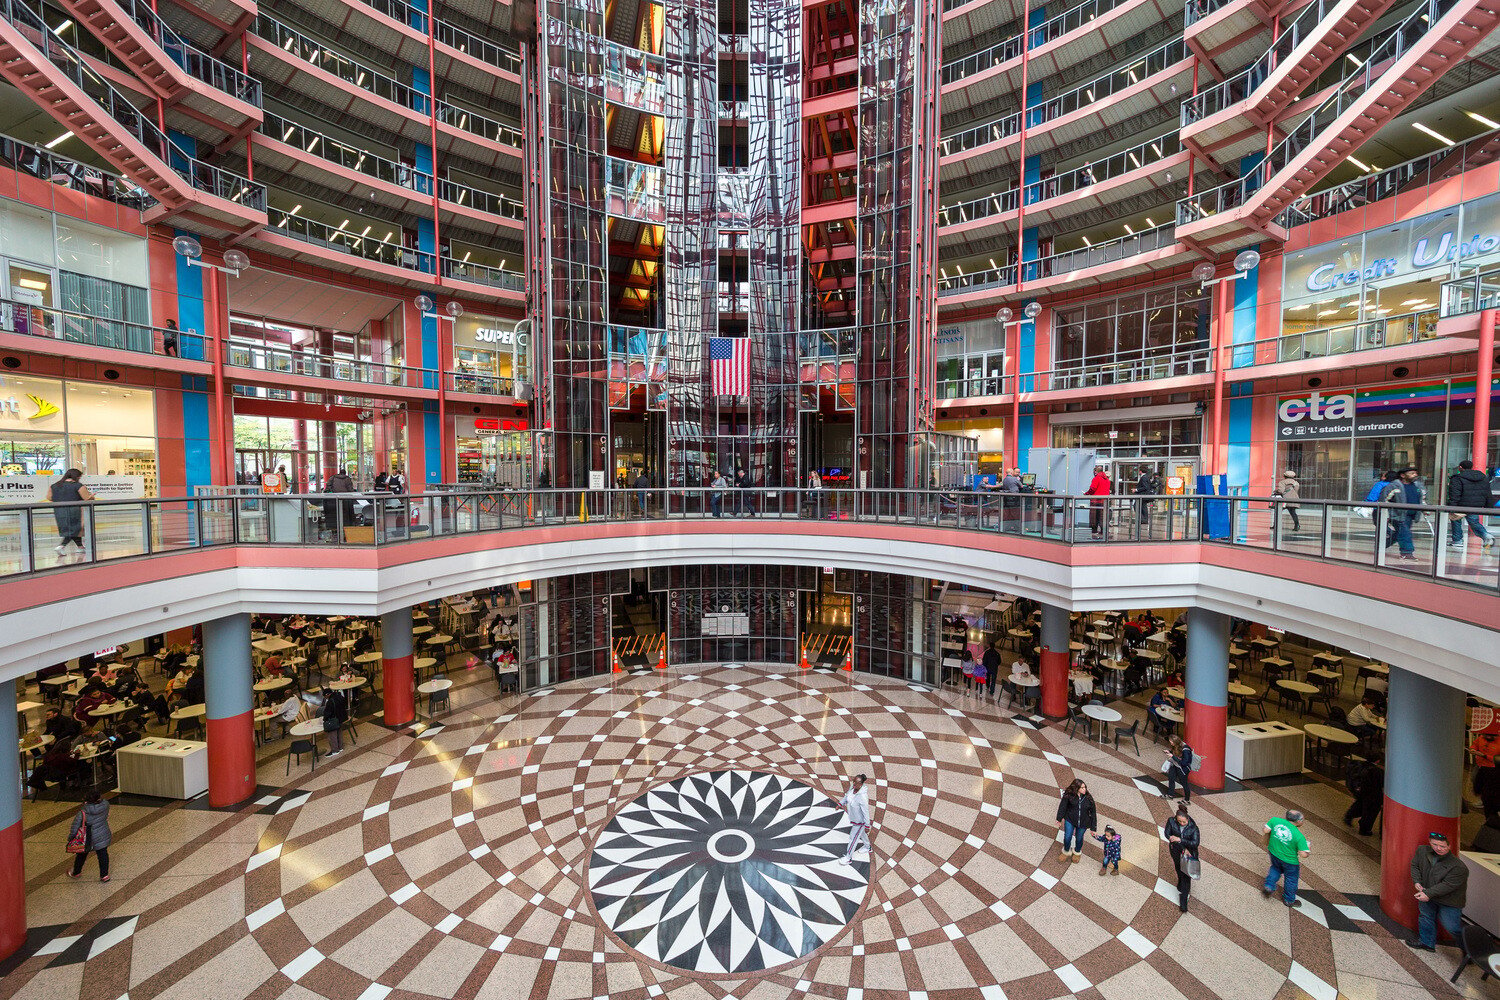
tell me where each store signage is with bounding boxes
[1276,379,1498,440]
[473,417,530,436]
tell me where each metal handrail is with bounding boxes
[0,296,205,358]
[1177,0,1457,227]
[1,490,1494,592]
[0,0,265,210]
[114,0,261,105]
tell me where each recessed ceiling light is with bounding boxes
[1413,122,1455,146]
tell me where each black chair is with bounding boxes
[286,737,317,773]
[1451,923,1497,984]
[1113,719,1141,756]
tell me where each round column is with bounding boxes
[1183,608,1229,791]
[1038,603,1070,718]
[382,607,415,726]
[203,613,256,807]
[1,682,26,960]
[1381,665,1464,929]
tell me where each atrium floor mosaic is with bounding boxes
[4,665,1486,1000]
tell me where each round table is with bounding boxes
[88,702,133,719]
[1080,703,1122,742]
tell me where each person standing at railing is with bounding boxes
[48,469,95,561]
[1084,466,1112,538]
[1446,459,1494,550]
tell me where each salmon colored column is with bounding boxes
[1037,603,1070,718]
[1381,665,1464,930]
[203,614,257,807]
[1,682,25,960]
[1183,608,1229,791]
[382,607,415,726]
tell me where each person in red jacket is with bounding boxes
[1085,467,1112,538]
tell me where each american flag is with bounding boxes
[709,336,751,397]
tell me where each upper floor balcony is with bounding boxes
[939,130,1186,241]
[255,111,523,232]
[939,38,1190,174]
[938,222,1181,301]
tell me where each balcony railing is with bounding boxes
[1244,310,1438,364]
[1277,128,1500,230]
[1,490,1494,594]
[447,370,517,395]
[1440,268,1500,318]
[942,38,1187,157]
[0,133,154,209]
[0,297,205,359]
[606,158,665,223]
[227,342,436,389]
[440,256,526,290]
[941,0,1142,86]
[254,15,432,115]
[1178,0,1456,227]
[114,0,261,105]
[605,40,665,114]
[1181,0,1336,125]
[436,101,523,149]
[1,0,266,211]
[269,210,436,272]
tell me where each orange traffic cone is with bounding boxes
[841,646,853,672]
[655,643,667,670]
[799,644,811,670]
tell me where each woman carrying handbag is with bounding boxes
[67,790,112,882]
[1164,803,1200,913]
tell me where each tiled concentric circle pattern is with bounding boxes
[8,665,1467,1000]
[589,769,870,974]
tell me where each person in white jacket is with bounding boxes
[840,774,873,864]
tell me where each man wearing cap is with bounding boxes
[1408,831,1468,951]
[839,774,873,865]
[1262,809,1311,907]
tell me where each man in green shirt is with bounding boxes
[1261,809,1311,907]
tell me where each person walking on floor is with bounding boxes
[1055,778,1098,863]
[1262,808,1311,907]
[1342,754,1384,836]
[1447,459,1494,549]
[1275,470,1302,531]
[49,469,95,560]
[1163,735,1195,803]
[1164,804,1200,912]
[839,773,873,864]
[1407,831,1468,952]
[68,790,112,882]
[321,685,348,757]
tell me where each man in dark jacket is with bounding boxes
[1408,832,1467,951]
[1447,459,1494,548]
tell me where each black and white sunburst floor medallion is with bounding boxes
[587,769,870,974]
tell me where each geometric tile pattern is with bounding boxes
[589,769,869,974]
[7,664,1475,1000]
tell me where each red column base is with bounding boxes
[206,711,256,808]
[383,655,415,726]
[0,820,24,962]
[1380,799,1461,931]
[1039,649,1068,718]
[1183,699,1227,791]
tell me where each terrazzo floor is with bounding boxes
[4,664,1491,1000]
